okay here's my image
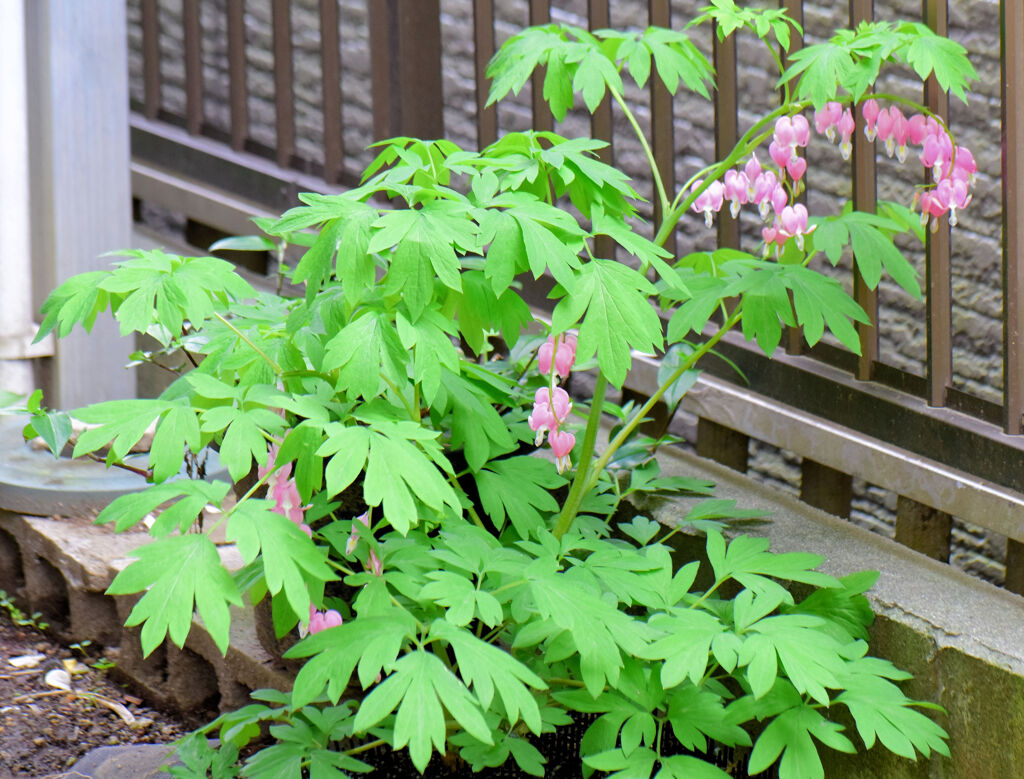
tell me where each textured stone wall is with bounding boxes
[125,0,1007,583]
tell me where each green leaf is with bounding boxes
[705,531,841,594]
[318,424,371,496]
[748,704,855,778]
[440,370,515,472]
[551,260,663,387]
[107,534,241,656]
[287,611,418,706]
[36,271,112,341]
[227,501,333,620]
[430,620,547,734]
[665,685,750,753]
[527,559,657,697]
[656,755,732,779]
[323,312,408,401]
[643,610,725,689]
[836,666,949,759]
[353,651,493,773]
[900,22,977,104]
[96,480,229,535]
[149,404,202,482]
[360,424,460,534]
[780,265,870,353]
[72,399,173,461]
[474,457,565,537]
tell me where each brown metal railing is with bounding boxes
[127,0,1024,588]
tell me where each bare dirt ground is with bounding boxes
[0,613,208,778]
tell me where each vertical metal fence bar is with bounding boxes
[141,0,161,119]
[850,0,878,380]
[320,0,343,184]
[588,0,615,259]
[781,0,805,356]
[924,0,952,407]
[529,0,552,132]
[183,0,203,134]
[226,0,248,151]
[713,24,739,251]
[648,0,675,257]
[473,0,497,148]
[1002,0,1024,435]
[271,0,295,168]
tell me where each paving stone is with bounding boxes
[60,743,177,779]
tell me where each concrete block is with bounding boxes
[22,552,69,632]
[166,644,219,711]
[0,523,24,597]
[68,587,123,646]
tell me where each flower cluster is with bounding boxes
[818,99,976,229]
[691,99,976,250]
[261,446,312,538]
[529,334,577,472]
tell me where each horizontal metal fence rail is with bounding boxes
[128,1,1024,588]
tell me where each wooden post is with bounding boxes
[800,459,853,518]
[24,0,134,408]
[696,419,749,473]
[894,495,952,561]
[369,0,443,142]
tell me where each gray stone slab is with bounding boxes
[58,743,176,779]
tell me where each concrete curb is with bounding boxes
[0,511,292,715]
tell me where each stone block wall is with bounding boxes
[124,0,1009,583]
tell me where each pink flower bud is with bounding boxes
[771,182,789,216]
[309,604,343,634]
[774,116,796,148]
[862,99,880,141]
[786,156,807,183]
[792,114,810,147]
[744,154,763,189]
[907,114,928,146]
[814,101,843,140]
[952,146,977,183]
[875,107,893,143]
[890,107,909,162]
[837,109,856,161]
[552,334,577,378]
[769,140,792,170]
[548,429,576,473]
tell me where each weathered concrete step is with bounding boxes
[0,510,291,715]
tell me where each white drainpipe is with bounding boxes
[0,0,53,396]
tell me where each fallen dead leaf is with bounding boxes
[8,653,46,669]
[62,658,90,675]
[44,668,72,691]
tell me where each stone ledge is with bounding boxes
[651,444,1024,778]
[0,511,291,715]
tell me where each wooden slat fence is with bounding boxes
[126,0,1024,590]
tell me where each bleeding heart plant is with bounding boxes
[29,2,976,777]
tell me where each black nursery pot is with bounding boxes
[359,714,777,778]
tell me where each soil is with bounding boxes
[0,613,207,779]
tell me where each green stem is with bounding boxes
[578,307,743,515]
[447,473,487,530]
[552,372,608,539]
[346,739,387,757]
[381,374,419,422]
[212,312,282,375]
[657,103,803,247]
[608,83,670,219]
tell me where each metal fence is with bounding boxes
[126,0,1024,590]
